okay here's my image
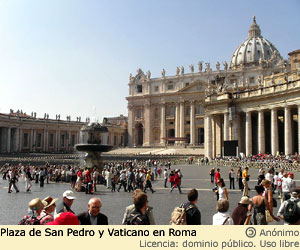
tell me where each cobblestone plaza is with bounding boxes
[0,163,298,225]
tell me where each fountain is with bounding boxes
[75,122,113,171]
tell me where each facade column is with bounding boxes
[246,111,252,156]
[143,103,151,146]
[205,115,212,158]
[160,103,166,145]
[271,108,279,156]
[224,112,229,141]
[7,128,11,153]
[258,110,265,154]
[298,105,300,154]
[190,101,195,145]
[211,116,216,158]
[215,115,222,156]
[127,104,134,147]
[175,102,180,142]
[285,106,292,155]
[179,101,185,143]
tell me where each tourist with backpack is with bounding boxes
[182,189,201,225]
[277,188,300,225]
[124,191,150,225]
[122,189,155,225]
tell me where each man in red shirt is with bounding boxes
[214,168,221,184]
[85,168,93,194]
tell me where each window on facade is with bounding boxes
[137,85,143,93]
[169,106,175,116]
[23,133,29,148]
[169,121,174,125]
[198,128,205,144]
[36,133,42,148]
[137,109,142,118]
[167,84,174,90]
[185,82,189,87]
[154,86,159,92]
[250,77,255,84]
[49,134,54,147]
[114,136,117,146]
[186,121,190,124]
[120,136,123,146]
[196,105,204,115]
[72,134,76,146]
[61,134,65,147]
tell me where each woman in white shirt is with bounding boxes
[213,199,233,225]
[217,178,229,201]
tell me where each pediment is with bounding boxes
[178,80,215,93]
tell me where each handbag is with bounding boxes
[265,210,273,223]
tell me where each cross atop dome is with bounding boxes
[248,16,261,38]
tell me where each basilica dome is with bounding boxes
[230,17,282,69]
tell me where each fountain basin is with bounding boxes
[75,144,113,152]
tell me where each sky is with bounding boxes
[0,0,299,122]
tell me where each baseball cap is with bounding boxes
[63,190,76,200]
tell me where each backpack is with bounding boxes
[283,199,300,224]
[124,212,146,225]
[169,203,194,225]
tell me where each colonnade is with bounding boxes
[205,105,300,158]
[0,127,80,153]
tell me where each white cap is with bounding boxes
[63,190,76,200]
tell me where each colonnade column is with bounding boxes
[179,101,185,144]
[224,112,229,141]
[143,103,151,146]
[7,128,11,153]
[271,108,279,156]
[298,105,300,154]
[258,110,265,154]
[14,128,19,152]
[190,101,195,145]
[57,130,61,152]
[245,111,252,156]
[19,129,23,153]
[205,115,212,158]
[284,106,292,155]
[160,103,166,145]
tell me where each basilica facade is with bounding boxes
[126,17,300,157]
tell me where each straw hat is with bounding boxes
[28,198,44,210]
[239,196,252,205]
[43,196,58,209]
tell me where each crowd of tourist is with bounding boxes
[1,154,300,225]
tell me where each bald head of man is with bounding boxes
[88,198,102,217]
